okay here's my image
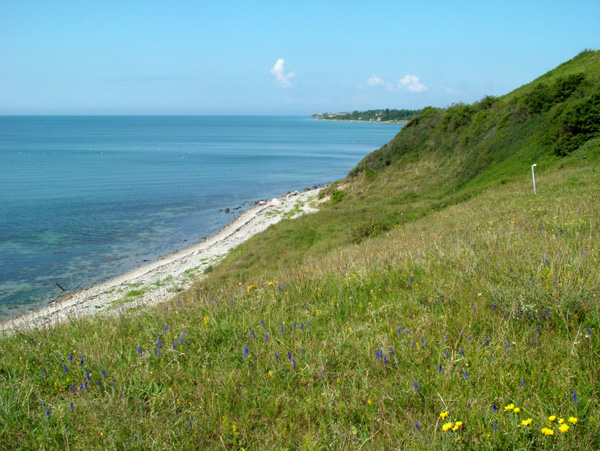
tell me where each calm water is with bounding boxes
[0,116,402,315]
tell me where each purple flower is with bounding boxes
[413,380,418,391]
[491,404,497,413]
[85,372,91,382]
[41,367,46,376]
[62,365,68,373]
[390,347,395,357]
[459,348,464,356]
[493,302,496,312]
[243,346,249,360]
[157,338,162,349]
[45,409,50,418]
[293,322,297,329]
[521,377,525,387]
[275,352,279,362]
[438,364,442,375]
[69,352,73,363]
[287,351,292,360]
[586,328,592,336]
[280,325,284,335]
[462,369,468,379]
[301,323,305,331]
[157,348,161,356]
[164,324,168,333]
[493,422,498,432]
[546,308,550,319]
[414,422,420,430]
[292,359,296,369]
[250,329,255,339]
[445,349,449,358]
[573,390,578,404]
[80,356,84,366]
[136,344,142,355]
[472,304,476,313]
[261,319,265,327]
[265,333,269,341]
[383,355,387,365]
[409,275,413,283]
[69,402,74,411]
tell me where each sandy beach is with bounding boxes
[1,188,321,333]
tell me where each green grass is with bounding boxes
[1,51,599,449]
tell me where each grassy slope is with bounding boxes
[1,51,599,450]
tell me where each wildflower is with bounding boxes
[292,358,296,369]
[586,328,592,336]
[265,333,269,341]
[559,424,569,433]
[63,365,68,373]
[414,422,420,430]
[164,324,168,333]
[493,422,498,432]
[522,418,533,426]
[568,417,578,424]
[462,369,468,379]
[572,390,578,404]
[521,377,525,387]
[438,364,442,375]
[243,346,249,360]
[268,370,274,378]
[491,405,497,413]
[157,338,162,349]
[440,411,449,419]
[203,317,209,325]
[101,369,106,378]
[274,352,279,362]
[69,352,73,363]
[413,380,418,391]
[514,407,521,414]
[280,326,284,335]
[558,418,565,424]
[287,351,292,360]
[504,404,515,411]
[548,415,556,422]
[452,421,463,432]
[442,422,454,431]
[541,427,554,436]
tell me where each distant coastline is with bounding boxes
[311,108,420,124]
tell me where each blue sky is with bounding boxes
[1,1,598,115]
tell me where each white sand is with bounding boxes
[1,188,321,333]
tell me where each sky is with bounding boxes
[1,1,599,115]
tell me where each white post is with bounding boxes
[531,164,537,194]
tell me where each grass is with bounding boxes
[0,166,598,449]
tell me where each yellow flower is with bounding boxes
[504,403,515,411]
[514,407,521,414]
[548,415,556,422]
[559,424,570,433]
[541,427,554,436]
[568,417,578,424]
[558,418,565,424]
[203,317,210,325]
[440,411,449,419]
[442,422,454,431]
[452,421,463,432]
[522,418,533,427]
[268,370,274,378]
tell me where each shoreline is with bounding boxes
[1,188,322,333]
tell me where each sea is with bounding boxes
[0,115,403,317]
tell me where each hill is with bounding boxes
[0,50,599,449]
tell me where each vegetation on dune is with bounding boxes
[1,50,600,449]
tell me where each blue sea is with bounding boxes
[0,116,402,316]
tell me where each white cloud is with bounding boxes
[270,59,296,88]
[366,74,385,87]
[397,75,428,93]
